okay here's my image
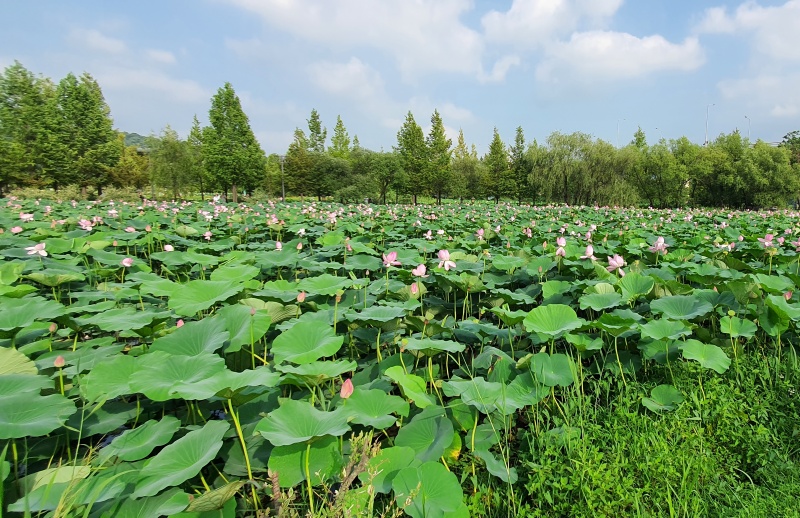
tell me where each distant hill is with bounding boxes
[122,132,148,148]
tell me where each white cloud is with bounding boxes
[224,0,485,81]
[96,67,210,103]
[719,73,800,118]
[695,1,800,61]
[68,28,127,54]
[308,57,385,101]
[536,32,705,83]
[146,49,176,64]
[479,55,521,83]
[482,0,623,48]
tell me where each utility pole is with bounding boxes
[745,115,751,141]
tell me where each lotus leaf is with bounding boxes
[255,399,350,446]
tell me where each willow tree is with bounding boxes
[203,82,264,202]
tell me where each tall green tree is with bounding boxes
[203,82,265,202]
[482,128,512,203]
[285,129,313,198]
[328,115,350,160]
[425,110,452,204]
[109,133,149,189]
[150,126,192,199]
[780,131,800,165]
[307,108,327,153]
[395,111,427,204]
[509,126,532,204]
[187,115,208,200]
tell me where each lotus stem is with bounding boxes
[227,399,259,511]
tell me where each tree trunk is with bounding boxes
[81,185,87,198]
[231,183,238,203]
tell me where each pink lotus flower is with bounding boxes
[411,282,419,295]
[176,319,185,328]
[163,244,174,252]
[275,240,282,251]
[296,242,303,251]
[297,291,306,303]
[53,355,65,368]
[556,237,566,247]
[382,251,401,267]
[10,226,23,234]
[25,243,47,257]
[121,257,134,267]
[125,226,136,233]
[784,291,793,301]
[340,378,354,399]
[580,245,596,261]
[19,213,34,222]
[607,254,626,276]
[437,250,456,271]
[411,264,428,277]
[476,228,484,240]
[424,230,433,240]
[203,231,212,241]
[758,234,774,248]
[78,219,93,231]
[649,236,668,254]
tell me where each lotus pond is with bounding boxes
[1,198,799,517]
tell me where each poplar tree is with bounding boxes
[426,110,452,204]
[395,111,426,204]
[328,115,351,159]
[307,108,327,153]
[204,82,265,202]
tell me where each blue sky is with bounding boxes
[3,0,798,154]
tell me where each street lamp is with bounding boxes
[745,115,751,141]
[278,155,286,202]
[617,118,625,147]
[705,103,715,146]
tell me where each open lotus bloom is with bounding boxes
[437,249,456,270]
[607,254,626,276]
[25,243,47,257]
[382,250,401,267]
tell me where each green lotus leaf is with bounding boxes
[175,224,200,237]
[0,374,51,396]
[86,249,130,266]
[215,304,272,353]
[0,393,76,439]
[168,280,244,316]
[129,352,226,401]
[619,272,655,302]
[150,316,229,356]
[541,280,572,300]
[499,372,549,413]
[342,388,410,429]
[0,296,66,332]
[680,339,731,373]
[271,321,344,365]
[81,307,169,332]
[528,353,575,387]
[210,263,260,283]
[277,359,357,385]
[718,315,758,339]
[642,384,684,412]
[402,337,466,356]
[392,461,467,518]
[595,312,639,337]
[564,333,604,353]
[255,399,350,446]
[81,354,138,402]
[298,273,353,296]
[267,434,342,488]
[384,365,435,409]
[252,280,301,303]
[358,446,418,494]
[99,416,181,461]
[0,262,24,285]
[132,420,230,498]
[473,448,518,484]
[343,254,382,271]
[579,292,623,312]
[185,480,246,512]
[240,298,298,324]
[765,295,800,322]
[650,295,712,320]
[491,255,526,273]
[639,319,691,341]
[442,377,502,415]
[488,307,529,326]
[347,305,407,324]
[182,249,221,267]
[25,270,86,287]
[0,347,38,375]
[394,406,455,463]
[752,273,794,294]
[106,489,191,518]
[523,304,585,340]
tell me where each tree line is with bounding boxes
[2,61,799,208]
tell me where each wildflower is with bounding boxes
[121,257,134,267]
[580,245,597,261]
[607,254,626,276]
[163,244,174,252]
[649,236,668,254]
[437,250,456,271]
[340,379,354,399]
[25,243,47,257]
[382,251,401,267]
[411,264,428,277]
